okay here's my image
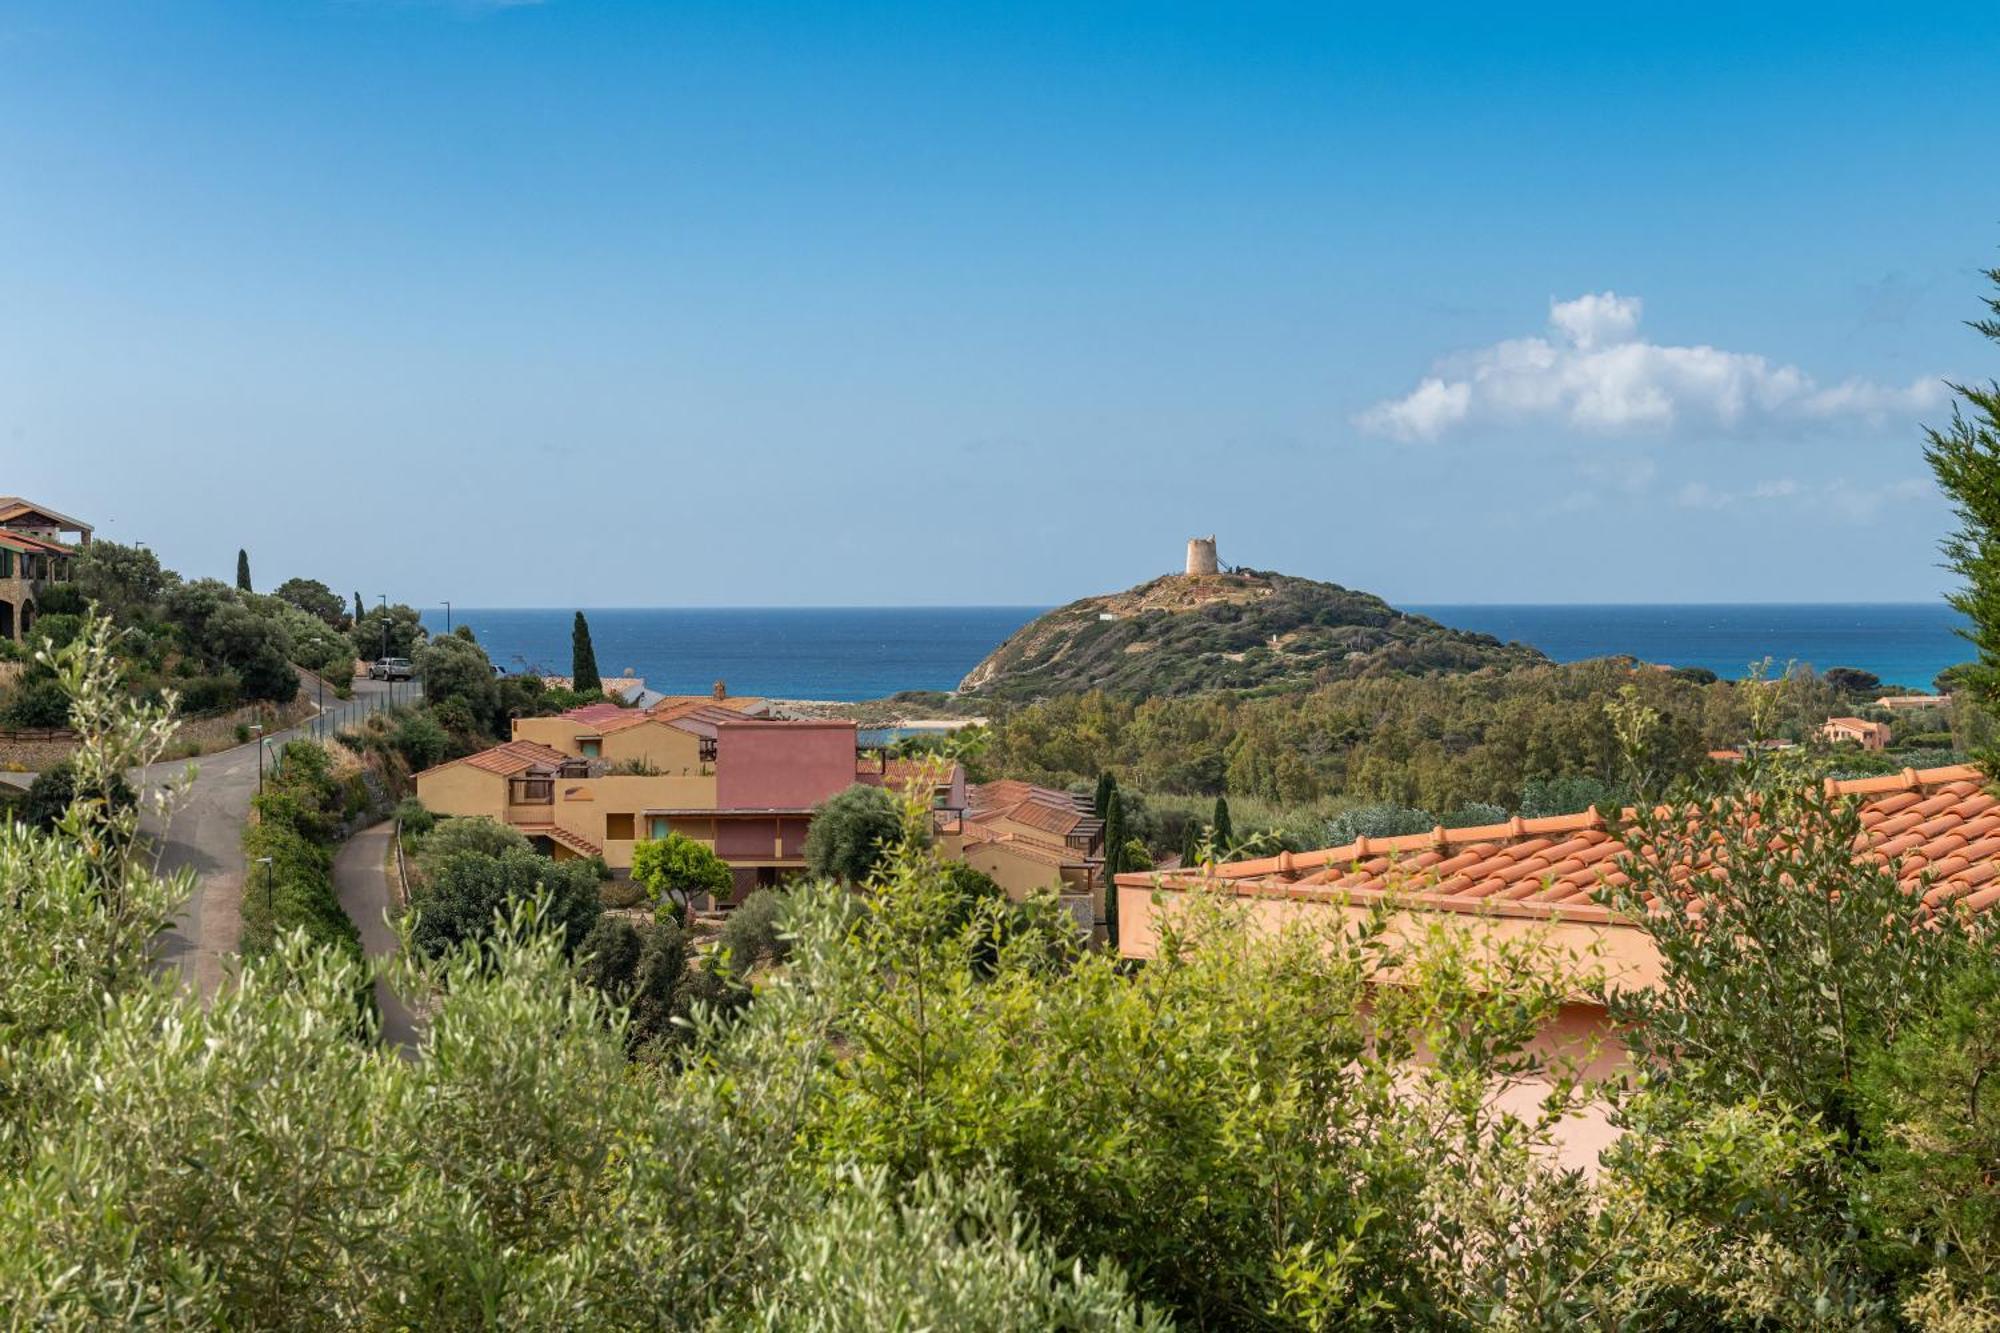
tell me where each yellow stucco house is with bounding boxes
[416,698,966,901]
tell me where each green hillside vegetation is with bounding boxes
[957,569,1549,701]
[982,659,1976,854]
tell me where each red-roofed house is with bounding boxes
[0,497,89,643]
[419,709,964,901]
[1114,763,2000,1169]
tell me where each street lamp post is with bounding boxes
[250,724,265,794]
[443,599,452,634]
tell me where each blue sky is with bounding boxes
[3,2,1996,607]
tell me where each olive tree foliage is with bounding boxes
[0,615,191,1155]
[1595,726,1999,1327]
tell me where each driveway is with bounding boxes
[148,676,416,999]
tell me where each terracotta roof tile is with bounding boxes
[1126,764,2000,926]
[443,740,571,778]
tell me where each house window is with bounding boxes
[648,816,671,840]
[606,813,635,841]
[580,739,601,758]
[699,738,717,763]
[0,550,11,578]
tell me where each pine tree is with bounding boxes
[571,611,602,695]
[235,549,251,593]
[1927,262,2000,753]
[1093,771,1115,820]
[1211,795,1233,858]
[1100,789,1126,948]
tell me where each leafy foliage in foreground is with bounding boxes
[7,614,2000,1329]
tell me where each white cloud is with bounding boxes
[1357,292,1946,441]
[1674,475,1933,522]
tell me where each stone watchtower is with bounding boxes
[1185,535,1219,577]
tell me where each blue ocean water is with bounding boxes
[418,603,1973,703]
[418,607,1044,703]
[1410,603,1970,691]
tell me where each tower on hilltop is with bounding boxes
[1185,535,1218,576]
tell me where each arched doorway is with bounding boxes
[0,600,13,643]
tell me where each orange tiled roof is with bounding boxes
[1124,764,2000,923]
[452,740,571,778]
[963,821,1088,869]
[562,703,629,727]
[513,823,605,857]
[966,781,1099,839]
[648,694,769,719]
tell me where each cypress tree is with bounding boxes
[1180,818,1202,868]
[352,591,364,627]
[1211,795,1233,858]
[1093,771,1115,820]
[1100,789,1125,948]
[235,549,251,593]
[571,611,602,695]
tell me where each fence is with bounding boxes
[302,675,427,744]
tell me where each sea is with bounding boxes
[417,603,1973,704]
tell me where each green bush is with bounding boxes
[237,741,362,963]
[393,797,434,838]
[407,845,600,959]
[390,710,449,772]
[23,761,137,831]
[1,678,72,729]
[717,890,789,972]
[804,784,913,883]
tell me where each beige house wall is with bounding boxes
[602,722,705,771]
[511,715,711,772]
[1116,881,1661,995]
[966,842,1093,903]
[1117,880,1649,1174]
[415,763,509,819]
[549,773,717,869]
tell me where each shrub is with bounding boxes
[407,845,600,959]
[393,797,435,838]
[415,816,531,872]
[575,915,645,1002]
[804,784,913,883]
[23,761,137,831]
[1,678,72,729]
[717,890,789,973]
[390,710,449,772]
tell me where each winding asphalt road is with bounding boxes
[146,676,416,999]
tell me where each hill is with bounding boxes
[957,570,1548,701]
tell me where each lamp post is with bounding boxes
[378,594,390,705]
[250,724,265,794]
[442,599,452,634]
